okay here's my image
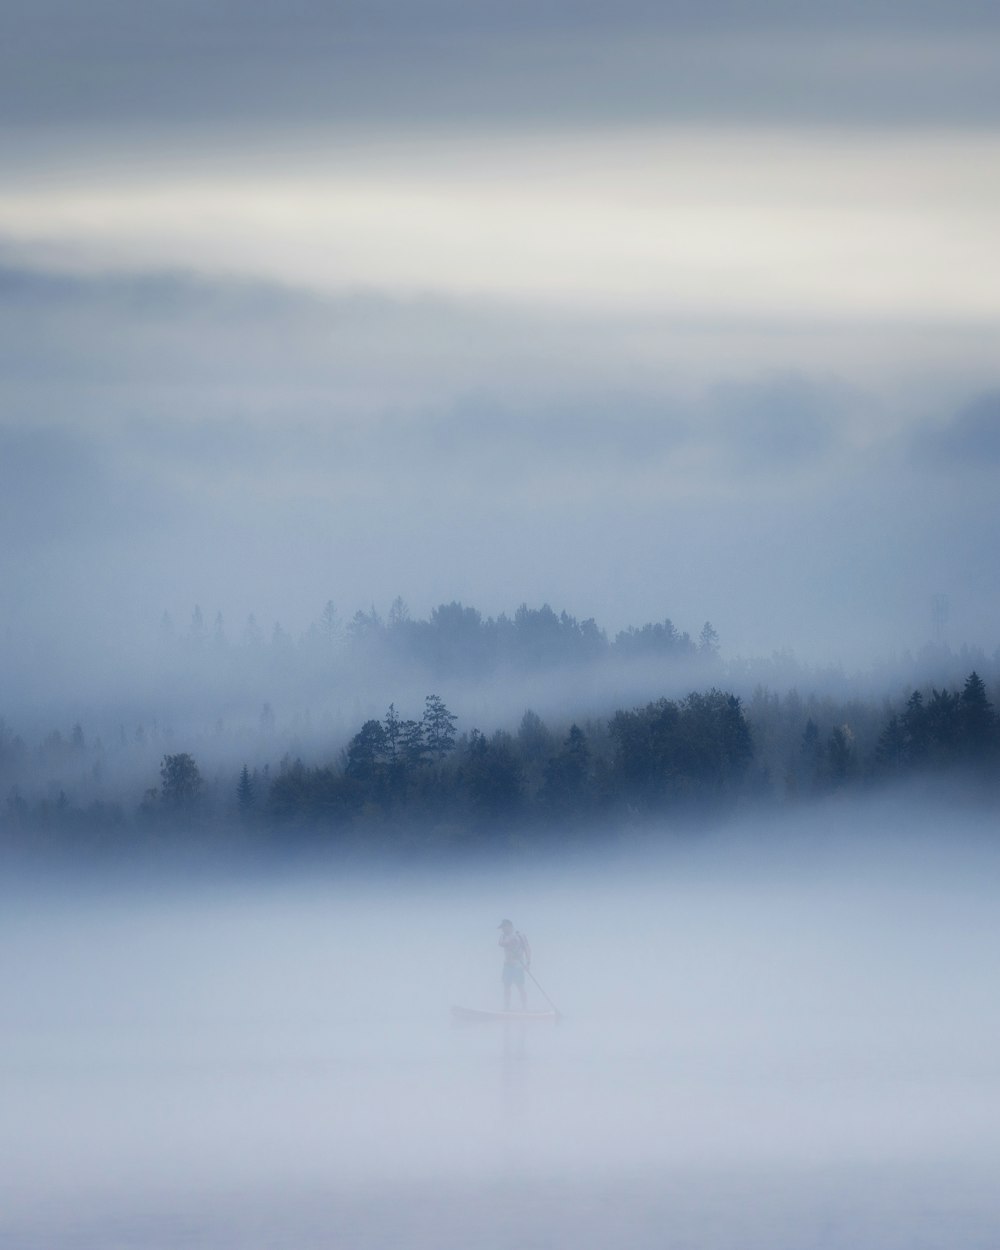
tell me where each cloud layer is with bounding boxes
[1,1,999,707]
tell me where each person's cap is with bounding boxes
[498,918,513,929]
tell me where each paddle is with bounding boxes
[524,964,564,1020]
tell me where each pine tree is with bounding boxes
[900,691,928,764]
[400,718,427,768]
[960,671,996,761]
[874,714,907,776]
[698,621,720,657]
[384,704,401,764]
[345,720,388,782]
[423,694,458,760]
[542,724,592,814]
[160,753,203,810]
[237,765,255,816]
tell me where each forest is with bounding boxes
[2,599,998,858]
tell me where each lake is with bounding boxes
[4,799,999,1248]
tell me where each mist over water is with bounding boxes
[3,1,999,1245]
[4,797,999,1249]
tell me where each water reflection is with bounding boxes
[499,1018,530,1123]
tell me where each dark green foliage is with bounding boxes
[870,672,999,781]
[159,752,202,810]
[4,655,999,856]
[400,718,428,768]
[269,757,352,825]
[508,604,605,667]
[237,764,255,816]
[874,714,907,776]
[900,691,929,765]
[517,709,552,762]
[228,686,758,839]
[423,694,457,760]
[609,689,753,810]
[825,725,855,788]
[925,688,963,764]
[960,671,997,760]
[461,729,523,823]
[426,603,490,673]
[800,718,823,793]
[541,724,592,816]
[614,618,694,660]
[345,719,388,783]
[383,704,402,764]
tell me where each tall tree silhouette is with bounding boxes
[423,695,458,760]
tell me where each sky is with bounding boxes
[2,0,999,682]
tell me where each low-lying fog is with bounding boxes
[4,796,1000,1249]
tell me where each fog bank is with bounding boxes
[4,798,1000,1247]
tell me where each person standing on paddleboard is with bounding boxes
[498,919,531,1011]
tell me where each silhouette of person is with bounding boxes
[498,918,530,1011]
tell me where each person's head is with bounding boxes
[498,919,513,933]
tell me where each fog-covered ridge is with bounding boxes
[2,595,997,857]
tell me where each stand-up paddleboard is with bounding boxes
[451,1005,559,1023]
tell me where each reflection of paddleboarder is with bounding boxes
[498,919,531,1011]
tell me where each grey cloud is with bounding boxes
[1,6,998,730]
[0,424,170,546]
[65,378,841,502]
[0,260,326,328]
[1,252,998,676]
[0,259,474,415]
[0,256,979,500]
[2,1,999,145]
[0,257,854,445]
[704,376,845,473]
[410,395,692,474]
[909,391,1000,468]
[406,381,847,485]
[6,0,996,51]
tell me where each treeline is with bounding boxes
[143,600,723,714]
[135,688,756,845]
[342,600,722,673]
[747,670,1000,798]
[8,597,997,788]
[165,598,719,673]
[3,672,998,857]
[124,598,1000,748]
[247,672,998,836]
[157,598,999,694]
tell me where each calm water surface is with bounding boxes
[4,815,1000,1248]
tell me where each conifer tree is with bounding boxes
[423,695,458,760]
[237,765,255,815]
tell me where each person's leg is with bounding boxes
[514,965,527,1010]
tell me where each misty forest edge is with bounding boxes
[3,598,999,856]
